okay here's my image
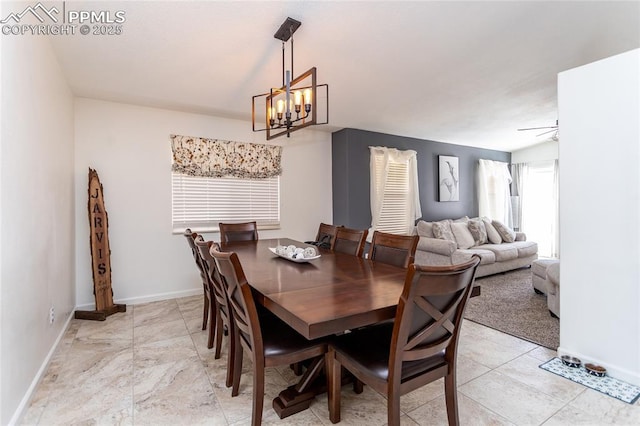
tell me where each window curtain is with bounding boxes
[477,159,513,226]
[510,163,528,231]
[369,146,422,235]
[170,134,282,178]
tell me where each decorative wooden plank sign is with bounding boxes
[75,168,126,321]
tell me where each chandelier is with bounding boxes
[252,17,329,140]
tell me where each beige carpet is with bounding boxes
[464,268,559,349]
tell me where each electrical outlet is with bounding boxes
[49,306,55,324]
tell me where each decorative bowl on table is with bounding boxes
[560,355,582,368]
[269,245,321,263]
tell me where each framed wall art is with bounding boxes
[439,155,459,202]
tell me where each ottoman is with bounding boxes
[546,262,560,318]
[532,259,559,294]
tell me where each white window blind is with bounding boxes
[172,173,280,232]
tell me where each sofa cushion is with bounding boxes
[532,258,558,277]
[416,220,434,238]
[417,237,457,256]
[452,216,469,223]
[468,219,488,245]
[513,241,538,258]
[480,244,519,261]
[432,221,455,242]
[453,248,496,265]
[492,220,516,243]
[482,218,502,244]
[451,222,475,249]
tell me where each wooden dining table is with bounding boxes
[220,237,408,418]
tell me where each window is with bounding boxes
[169,134,282,233]
[520,161,558,257]
[369,147,421,236]
[171,173,280,232]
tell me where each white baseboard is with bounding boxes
[557,346,640,387]
[75,287,202,311]
[9,311,74,426]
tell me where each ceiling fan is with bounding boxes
[517,119,559,138]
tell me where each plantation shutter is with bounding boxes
[370,147,421,235]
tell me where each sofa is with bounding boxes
[414,216,538,278]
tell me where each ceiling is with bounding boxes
[49,1,640,152]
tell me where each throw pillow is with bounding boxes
[468,219,488,245]
[492,220,516,243]
[432,221,455,242]
[416,220,434,238]
[482,217,502,244]
[452,216,470,223]
[451,222,475,249]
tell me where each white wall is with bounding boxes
[0,35,75,424]
[558,49,639,385]
[510,139,559,164]
[74,99,333,308]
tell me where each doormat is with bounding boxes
[539,357,640,404]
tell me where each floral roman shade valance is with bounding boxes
[170,134,282,178]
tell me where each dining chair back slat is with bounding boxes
[315,223,341,246]
[332,227,368,257]
[219,221,258,243]
[368,231,419,268]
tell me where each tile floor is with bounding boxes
[20,296,640,425]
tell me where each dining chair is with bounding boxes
[368,231,419,268]
[194,239,229,353]
[219,221,259,243]
[183,229,210,331]
[326,255,481,426]
[211,246,328,426]
[315,223,341,246]
[332,227,368,257]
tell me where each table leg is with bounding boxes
[273,356,325,418]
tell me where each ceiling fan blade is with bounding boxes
[518,126,558,131]
[536,128,558,137]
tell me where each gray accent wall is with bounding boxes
[332,128,511,230]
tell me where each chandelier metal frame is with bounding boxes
[252,17,329,140]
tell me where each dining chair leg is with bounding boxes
[225,323,236,388]
[207,299,217,349]
[352,378,363,394]
[202,292,209,330]
[251,360,265,426]
[291,362,303,376]
[214,310,224,359]
[444,371,460,426]
[231,338,243,396]
[387,390,401,426]
[326,351,342,424]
